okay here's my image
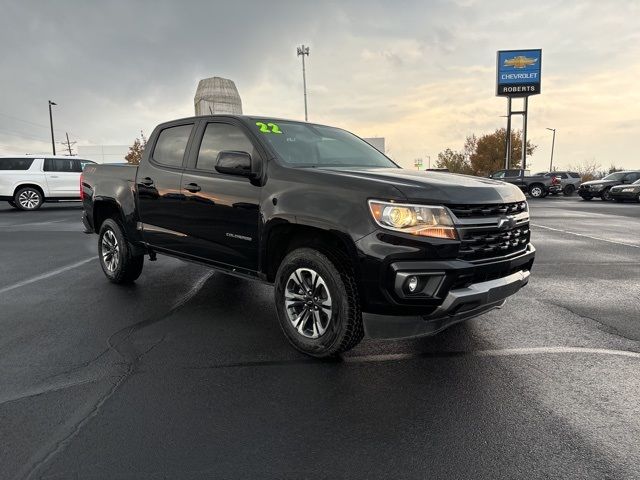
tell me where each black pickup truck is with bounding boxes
[489,169,562,198]
[81,115,535,357]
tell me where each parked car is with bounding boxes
[578,171,640,201]
[81,115,535,358]
[0,156,96,210]
[610,178,640,203]
[533,171,582,196]
[489,169,562,198]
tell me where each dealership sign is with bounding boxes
[496,49,542,97]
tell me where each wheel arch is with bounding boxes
[263,221,360,284]
[13,183,46,199]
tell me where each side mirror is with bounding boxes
[215,151,256,178]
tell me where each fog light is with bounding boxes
[407,276,419,293]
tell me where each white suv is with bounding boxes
[0,156,96,210]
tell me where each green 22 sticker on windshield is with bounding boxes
[256,122,283,134]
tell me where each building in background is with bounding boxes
[78,145,129,164]
[194,77,242,115]
[363,137,385,153]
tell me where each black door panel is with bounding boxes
[176,121,261,271]
[136,123,194,250]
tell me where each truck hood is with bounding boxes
[318,167,526,204]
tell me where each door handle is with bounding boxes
[50,175,59,178]
[140,177,154,187]
[184,183,201,193]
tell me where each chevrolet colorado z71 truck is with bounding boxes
[82,116,535,357]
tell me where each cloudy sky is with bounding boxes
[1,0,639,170]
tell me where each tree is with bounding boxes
[436,128,537,177]
[435,148,472,174]
[125,131,147,165]
[567,160,600,182]
[469,128,536,177]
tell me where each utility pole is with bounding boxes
[296,44,310,121]
[61,132,76,156]
[48,100,57,156]
[546,127,556,171]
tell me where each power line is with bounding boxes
[0,111,78,138]
[0,128,53,143]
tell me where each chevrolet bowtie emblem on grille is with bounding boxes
[497,216,517,230]
[503,55,538,69]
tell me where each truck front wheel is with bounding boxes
[98,218,144,284]
[274,247,363,358]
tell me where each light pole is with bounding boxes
[296,45,310,121]
[48,100,57,156]
[546,127,556,171]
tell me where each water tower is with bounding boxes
[194,77,242,115]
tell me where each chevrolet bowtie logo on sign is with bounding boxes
[496,49,542,97]
[503,56,538,69]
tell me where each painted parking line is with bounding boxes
[531,223,640,249]
[0,257,97,296]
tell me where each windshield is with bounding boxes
[601,172,626,181]
[249,119,398,168]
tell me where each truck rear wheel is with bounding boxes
[98,218,144,284]
[274,247,363,358]
[528,184,545,198]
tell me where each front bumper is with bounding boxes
[578,188,602,198]
[364,269,530,339]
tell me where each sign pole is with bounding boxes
[522,96,528,170]
[505,97,512,169]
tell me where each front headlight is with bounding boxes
[368,200,458,239]
[591,184,604,191]
[622,188,635,192]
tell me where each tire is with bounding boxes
[551,192,559,196]
[581,196,592,201]
[7,200,18,209]
[563,185,575,196]
[601,189,612,201]
[274,247,363,358]
[14,187,43,210]
[528,184,545,198]
[637,193,640,203]
[98,218,144,284]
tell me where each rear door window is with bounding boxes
[0,158,35,170]
[153,124,193,168]
[43,158,76,172]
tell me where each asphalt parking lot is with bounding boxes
[1,197,639,479]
